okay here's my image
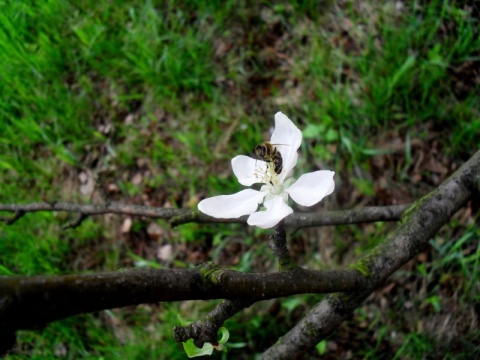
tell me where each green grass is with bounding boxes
[1,0,479,358]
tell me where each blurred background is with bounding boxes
[0,0,479,358]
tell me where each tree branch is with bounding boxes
[269,221,297,270]
[0,210,25,225]
[174,299,254,348]
[62,212,89,230]
[0,201,190,221]
[0,265,370,335]
[286,204,409,228]
[0,202,408,229]
[261,149,480,359]
[1,147,477,358]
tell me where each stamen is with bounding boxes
[255,162,279,186]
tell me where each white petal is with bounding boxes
[198,189,266,218]
[232,155,267,186]
[247,195,293,229]
[270,112,302,180]
[286,170,335,207]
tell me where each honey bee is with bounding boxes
[255,141,283,174]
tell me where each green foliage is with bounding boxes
[0,213,70,275]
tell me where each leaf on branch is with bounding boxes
[182,327,230,358]
[183,340,215,358]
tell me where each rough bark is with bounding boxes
[0,266,369,334]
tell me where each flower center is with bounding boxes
[255,161,280,186]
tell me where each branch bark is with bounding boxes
[261,149,480,359]
[268,220,298,270]
[0,265,370,334]
[0,201,408,228]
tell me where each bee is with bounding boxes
[255,141,283,174]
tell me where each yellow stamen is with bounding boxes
[255,162,279,186]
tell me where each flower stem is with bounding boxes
[269,221,298,270]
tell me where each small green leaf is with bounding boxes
[324,128,338,142]
[179,323,229,357]
[0,264,15,275]
[0,160,13,170]
[359,148,396,156]
[316,340,328,355]
[425,295,441,313]
[303,124,325,139]
[350,178,375,196]
[176,314,187,326]
[217,327,230,344]
[213,232,224,246]
[129,252,162,269]
[389,55,416,91]
[281,298,303,315]
[183,339,214,358]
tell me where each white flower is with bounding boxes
[198,112,335,229]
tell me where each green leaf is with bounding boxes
[176,314,187,326]
[359,147,396,156]
[0,160,13,170]
[303,124,325,139]
[387,55,416,97]
[183,339,214,358]
[303,123,338,142]
[0,264,15,275]
[324,128,338,142]
[350,177,375,196]
[425,295,441,313]
[316,340,328,355]
[181,327,230,357]
[217,327,230,344]
[281,297,303,315]
[129,252,162,269]
[392,55,416,87]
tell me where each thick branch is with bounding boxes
[0,202,408,228]
[0,266,369,334]
[261,149,480,359]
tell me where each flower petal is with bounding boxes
[286,170,335,207]
[270,112,302,180]
[232,155,267,186]
[247,195,293,229]
[198,189,266,218]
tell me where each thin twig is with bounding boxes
[63,213,89,230]
[0,210,26,225]
[0,202,408,228]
